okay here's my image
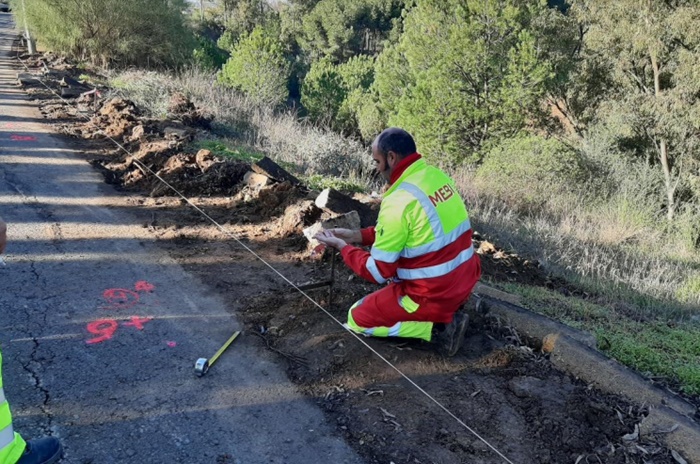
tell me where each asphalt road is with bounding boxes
[0,13,363,464]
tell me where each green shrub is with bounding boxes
[217,30,237,53]
[475,135,589,209]
[579,123,664,212]
[193,35,228,71]
[355,96,384,142]
[367,0,557,163]
[335,56,374,133]
[13,0,194,67]
[218,27,290,107]
[301,57,345,125]
[301,55,374,132]
[298,0,404,62]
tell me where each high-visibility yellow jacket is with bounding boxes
[1,350,26,464]
[341,154,480,322]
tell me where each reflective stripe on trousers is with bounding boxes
[346,298,433,341]
[1,349,27,464]
[0,423,14,451]
[0,422,15,451]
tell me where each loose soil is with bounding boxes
[18,52,688,463]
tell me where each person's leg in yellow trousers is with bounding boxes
[0,349,27,464]
[0,350,62,464]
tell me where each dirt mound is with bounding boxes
[62,94,211,143]
[65,97,141,140]
[149,153,249,197]
[230,182,308,225]
[198,161,250,194]
[98,98,140,138]
[167,92,213,128]
[97,140,249,197]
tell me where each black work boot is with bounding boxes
[434,312,469,357]
[16,437,63,464]
[462,294,484,315]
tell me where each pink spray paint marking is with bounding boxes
[101,281,156,310]
[85,316,153,344]
[86,281,158,344]
[134,280,155,292]
[10,135,37,142]
[123,316,152,330]
[86,319,119,344]
[102,288,140,309]
[166,341,177,348]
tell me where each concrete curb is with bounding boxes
[475,287,700,463]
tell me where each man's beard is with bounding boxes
[382,165,391,182]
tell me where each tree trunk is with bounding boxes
[650,50,675,221]
[19,0,35,54]
[660,139,675,220]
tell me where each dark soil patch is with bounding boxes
[235,281,675,464]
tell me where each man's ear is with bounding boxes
[387,151,397,166]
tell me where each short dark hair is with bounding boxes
[374,128,416,159]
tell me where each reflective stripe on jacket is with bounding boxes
[341,157,480,319]
[1,350,27,464]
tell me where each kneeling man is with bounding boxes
[315,128,481,356]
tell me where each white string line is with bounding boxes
[13,48,516,464]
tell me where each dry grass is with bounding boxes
[109,68,700,316]
[453,166,700,314]
[109,68,377,187]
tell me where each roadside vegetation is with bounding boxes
[14,0,700,395]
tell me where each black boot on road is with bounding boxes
[16,437,62,464]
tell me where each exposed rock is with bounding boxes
[159,153,193,174]
[59,76,83,88]
[243,171,270,189]
[17,72,41,86]
[195,149,216,172]
[164,126,190,140]
[130,125,146,142]
[315,188,377,228]
[252,156,301,186]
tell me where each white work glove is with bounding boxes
[313,229,348,251]
[325,228,362,244]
